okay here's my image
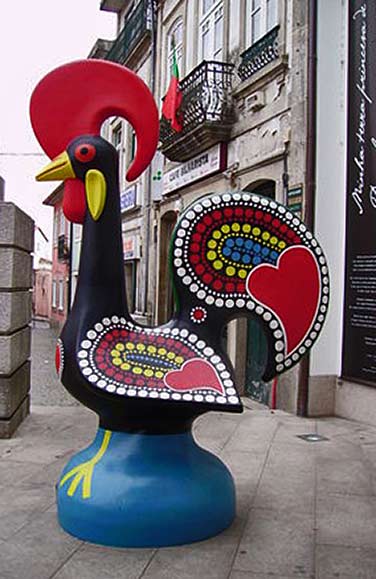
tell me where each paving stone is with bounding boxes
[233,508,314,577]
[141,535,239,579]
[0,484,54,540]
[317,493,376,548]
[7,510,80,563]
[0,202,34,252]
[316,544,376,578]
[52,543,155,579]
[0,291,31,334]
[316,456,374,496]
[230,573,300,579]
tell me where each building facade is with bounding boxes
[43,185,70,327]
[98,0,311,412]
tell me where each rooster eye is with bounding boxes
[74,144,96,163]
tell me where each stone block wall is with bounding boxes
[0,202,34,437]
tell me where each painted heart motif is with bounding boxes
[164,359,225,394]
[246,246,320,355]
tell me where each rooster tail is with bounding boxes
[170,191,329,381]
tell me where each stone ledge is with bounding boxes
[0,327,31,375]
[0,248,32,289]
[0,291,32,334]
[0,361,31,417]
[0,394,30,438]
[308,374,336,417]
[0,202,34,252]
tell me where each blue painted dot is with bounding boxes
[226,239,235,248]
[270,251,278,260]
[253,244,261,254]
[253,256,262,265]
[245,240,253,250]
[242,254,251,264]
[232,252,241,262]
[235,238,244,247]
[261,247,269,256]
[223,247,232,257]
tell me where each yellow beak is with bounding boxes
[36,151,75,181]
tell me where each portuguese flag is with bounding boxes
[162,43,183,132]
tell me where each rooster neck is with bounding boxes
[67,164,130,335]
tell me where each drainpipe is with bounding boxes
[143,0,158,319]
[297,0,317,417]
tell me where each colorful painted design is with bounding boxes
[77,318,240,405]
[59,429,112,499]
[55,339,64,379]
[172,192,329,376]
[190,307,207,324]
[247,246,320,355]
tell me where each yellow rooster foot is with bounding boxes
[59,430,112,499]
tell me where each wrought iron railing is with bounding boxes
[106,0,150,64]
[160,60,235,149]
[238,25,280,81]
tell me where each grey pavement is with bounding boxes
[31,321,78,406]
[1,399,376,578]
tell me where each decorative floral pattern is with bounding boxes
[172,192,329,375]
[77,317,240,406]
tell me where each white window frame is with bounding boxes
[246,0,278,47]
[165,18,184,92]
[58,279,64,311]
[110,119,126,187]
[199,0,224,62]
[52,280,57,309]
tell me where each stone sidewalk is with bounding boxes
[1,402,376,579]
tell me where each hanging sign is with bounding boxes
[123,235,140,260]
[120,185,137,212]
[342,0,376,385]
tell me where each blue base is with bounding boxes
[57,428,236,547]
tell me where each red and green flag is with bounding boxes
[162,42,183,132]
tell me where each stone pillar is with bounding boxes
[0,202,34,437]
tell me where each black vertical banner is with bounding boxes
[342,1,376,384]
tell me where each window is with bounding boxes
[52,280,57,309]
[111,121,126,186]
[58,279,64,311]
[247,0,278,46]
[112,123,123,151]
[59,209,65,236]
[199,0,223,61]
[166,18,183,89]
[124,261,137,313]
[53,210,59,246]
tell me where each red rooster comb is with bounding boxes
[30,60,159,181]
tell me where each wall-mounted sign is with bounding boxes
[342,0,376,385]
[123,235,140,260]
[163,144,227,195]
[120,185,137,212]
[287,186,303,218]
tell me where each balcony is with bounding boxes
[58,235,69,262]
[160,60,235,163]
[105,0,150,65]
[238,25,280,82]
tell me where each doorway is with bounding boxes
[243,179,276,404]
[157,211,178,324]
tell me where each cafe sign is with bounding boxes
[163,144,227,195]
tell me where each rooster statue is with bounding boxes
[31,60,329,548]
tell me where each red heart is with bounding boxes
[164,359,225,394]
[246,246,320,355]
